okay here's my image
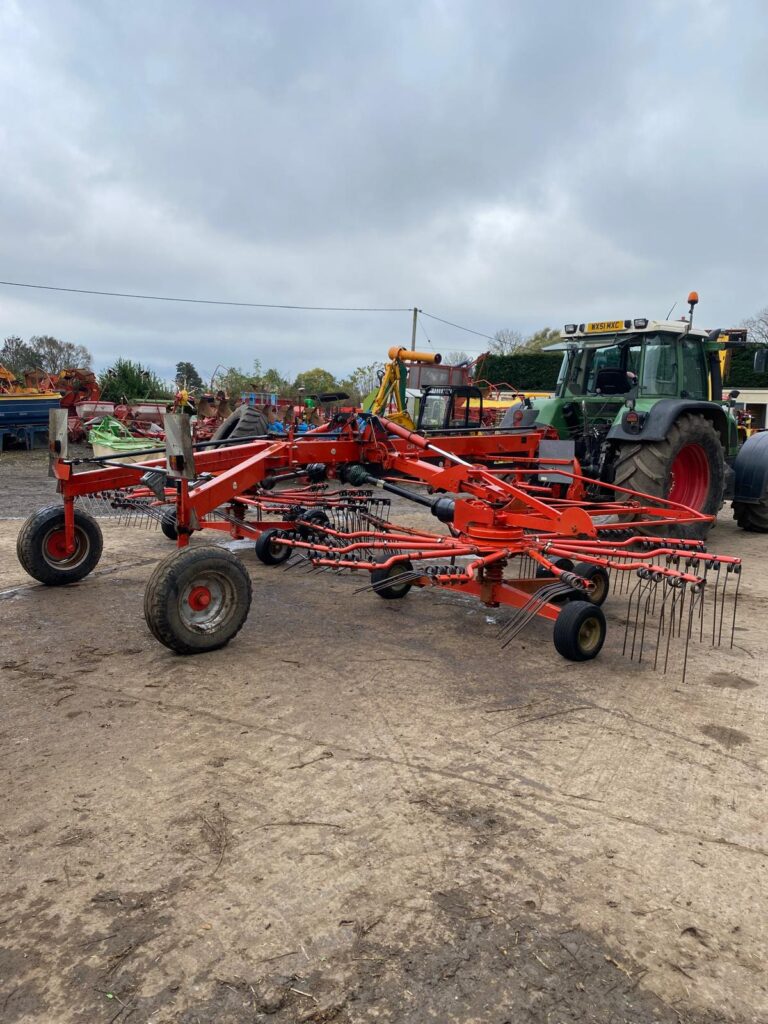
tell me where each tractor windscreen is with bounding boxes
[557,335,642,397]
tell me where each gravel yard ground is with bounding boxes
[0,448,766,1023]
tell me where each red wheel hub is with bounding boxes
[668,443,710,509]
[188,586,212,611]
[45,529,69,561]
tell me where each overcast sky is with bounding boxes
[1,0,766,382]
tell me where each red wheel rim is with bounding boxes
[188,585,212,611]
[668,443,710,509]
[45,529,69,561]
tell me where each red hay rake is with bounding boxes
[19,410,742,676]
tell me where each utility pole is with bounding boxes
[410,307,418,351]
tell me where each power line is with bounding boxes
[0,279,411,313]
[419,310,495,342]
[0,277,500,347]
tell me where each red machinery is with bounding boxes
[18,411,742,674]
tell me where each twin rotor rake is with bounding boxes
[18,409,743,674]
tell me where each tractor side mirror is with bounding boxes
[727,389,740,408]
[754,349,768,374]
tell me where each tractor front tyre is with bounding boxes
[212,404,270,446]
[255,529,292,565]
[17,504,103,585]
[553,601,606,662]
[613,413,724,539]
[733,500,768,533]
[143,545,252,654]
[371,556,414,599]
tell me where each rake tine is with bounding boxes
[636,581,657,664]
[499,586,572,649]
[663,584,682,675]
[681,585,701,684]
[282,554,307,571]
[699,582,706,643]
[730,566,742,649]
[716,565,730,647]
[652,581,674,670]
[711,563,721,646]
[622,576,644,657]
[498,583,571,644]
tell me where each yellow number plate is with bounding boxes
[586,320,625,333]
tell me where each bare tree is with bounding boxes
[445,350,471,365]
[489,328,523,355]
[743,307,768,345]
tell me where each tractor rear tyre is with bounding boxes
[371,556,414,599]
[255,529,291,565]
[613,413,724,539]
[212,404,269,446]
[17,504,103,585]
[143,545,252,654]
[553,601,606,662]
[733,500,768,533]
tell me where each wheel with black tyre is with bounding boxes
[571,562,610,606]
[255,529,291,565]
[612,413,724,539]
[143,545,252,654]
[212,404,269,445]
[16,504,103,585]
[733,499,768,533]
[370,556,414,599]
[553,601,606,662]
[161,509,178,541]
[535,556,574,578]
[297,508,330,539]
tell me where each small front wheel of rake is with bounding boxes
[570,563,610,606]
[16,504,103,585]
[255,529,292,566]
[161,509,179,541]
[553,601,606,662]
[370,556,414,600]
[143,545,252,654]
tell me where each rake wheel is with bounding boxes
[17,504,103,586]
[161,509,179,541]
[571,563,610,606]
[255,529,292,566]
[143,545,252,654]
[371,556,414,599]
[553,601,606,661]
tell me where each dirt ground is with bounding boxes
[0,449,766,1024]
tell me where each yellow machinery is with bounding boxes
[367,347,442,429]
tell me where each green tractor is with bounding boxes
[504,293,768,537]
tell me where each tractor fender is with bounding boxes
[606,399,731,446]
[733,430,768,504]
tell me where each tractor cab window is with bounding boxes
[680,337,709,399]
[583,341,642,396]
[640,334,678,397]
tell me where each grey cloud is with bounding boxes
[0,0,766,379]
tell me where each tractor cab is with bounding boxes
[552,320,711,403]
[519,316,734,480]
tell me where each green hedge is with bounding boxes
[479,347,768,392]
[476,353,561,391]
[725,347,768,389]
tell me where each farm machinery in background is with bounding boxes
[504,293,768,536]
[16,402,744,679]
[367,346,546,434]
